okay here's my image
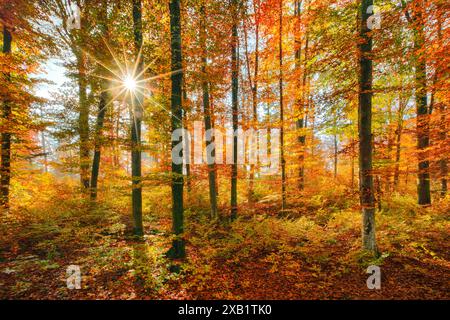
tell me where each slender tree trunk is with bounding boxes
[77,49,90,190]
[210,93,219,197]
[301,40,310,186]
[279,0,286,210]
[90,0,109,201]
[351,138,355,189]
[439,103,447,197]
[334,130,338,178]
[309,99,315,158]
[266,103,271,167]
[114,112,120,167]
[393,123,403,190]
[244,1,259,203]
[412,2,431,205]
[358,0,377,256]
[386,102,394,192]
[434,11,446,197]
[182,82,191,192]
[40,106,48,173]
[393,98,404,190]
[1,26,12,208]
[131,0,144,236]
[294,0,306,190]
[295,0,309,190]
[230,0,239,220]
[90,91,108,200]
[169,0,185,258]
[200,4,218,219]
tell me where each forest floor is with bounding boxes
[0,175,449,300]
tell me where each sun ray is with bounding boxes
[138,68,183,83]
[131,45,144,81]
[90,73,120,83]
[86,37,186,124]
[145,95,182,122]
[97,87,129,115]
[103,38,127,77]
[133,56,159,82]
[83,49,122,80]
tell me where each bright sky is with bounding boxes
[35,58,68,100]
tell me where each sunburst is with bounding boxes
[85,39,183,124]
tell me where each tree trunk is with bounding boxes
[112,111,120,168]
[358,0,377,256]
[168,0,185,258]
[413,2,431,205]
[393,97,404,190]
[244,1,259,203]
[131,0,144,236]
[39,106,49,173]
[295,0,309,191]
[200,4,218,219]
[351,138,355,189]
[230,0,239,220]
[439,103,447,197]
[435,11,446,197]
[386,102,394,192]
[182,82,191,192]
[90,91,108,200]
[279,0,286,210]
[1,26,12,208]
[334,130,338,178]
[77,49,90,190]
[90,0,109,201]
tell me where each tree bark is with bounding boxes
[351,137,355,189]
[358,0,377,256]
[434,10,446,197]
[279,0,286,210]
[90,0,109,201]
[182,81,191,192]
[439,103,447,197]
[230,0,239,220]
[334,129,338,178]
[39,106,49,173]
[77,49,90,190]
[414,7,431,205]
[131,0,144,236]
[1,26,12,208]
[244,0,260,203]
[402,0,431,205]
[295,0,308,191]
[393,96,405,190]
[90,91,108,200]
[168,0,185,258]
[200,4,218,219]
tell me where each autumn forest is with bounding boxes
[0,0,449,300]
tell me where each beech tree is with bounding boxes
[230,0,239,220]
[358,0,377,255]
[1,25,11,208]
[168,0,185,258]
[200,2,218,219]
[131,0,144,236]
